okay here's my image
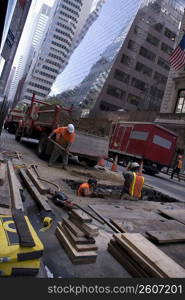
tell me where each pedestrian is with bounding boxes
[120,161,144,200]
[77,178,97,197]
[170,155,183,182]
[48,123,75,170]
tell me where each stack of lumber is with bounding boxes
[108,233,185,278]
[55,209,99,264]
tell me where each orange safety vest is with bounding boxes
[177,159,183,169]
[129,172,144,198]
[77,183,90,196]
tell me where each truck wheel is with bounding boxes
[38,133,48,158]
[15,128,22,142]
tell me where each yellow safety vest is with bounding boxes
[129,172,144,198]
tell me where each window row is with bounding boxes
[45,59,61,68]
[28,82,50,91]
[53,34,71,47]
[51,41,69,52]
[59,10,78,23]
[55,27,73,41]
[27,88,46,97]
[62,0,81,11]
[42,65,58,74]
[48,52,65,61]
[134,23,176,41]
[50,46,67,57]
[61,4,80,17]
[33,76,53,86]
[56,22,75,35]
[39,71,56,79]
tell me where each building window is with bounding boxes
[154,23,163,33]
[99,101,121,111]
[106,85,125,99]
[146,33,159,47]
[139,46,156,62]
[161,42,173,55]
[121,54,133,67]
[164,27,176,41]
[128,94,141,106]
[150,86,164,99]
[153,72,167,85]
[131,77,148,92]
[175,89,185,113]
[135,62,152,77]
[127,40,137,51]
[157,57,170,70]
[114,69,130,83]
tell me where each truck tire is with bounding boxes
[15,128,22,142]
[38,133,48,158]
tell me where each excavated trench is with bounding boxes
[64,179,178,203]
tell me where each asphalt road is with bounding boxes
[105,160,185,202]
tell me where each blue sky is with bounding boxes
[50,0,143,95]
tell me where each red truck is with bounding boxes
[109,122,178,175]
[4,109,24,133]
[15,96,110,166]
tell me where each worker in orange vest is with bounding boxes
[120,161,144,200]
[77,178,97,197]
[170,155,183,182]
[48,124,76,170]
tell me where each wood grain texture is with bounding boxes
[147,231,185,244]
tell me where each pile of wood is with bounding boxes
[108,233,185,278]
[55,209,99,264]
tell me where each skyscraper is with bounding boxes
[22,0,88,103]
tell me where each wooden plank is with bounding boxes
[55,227,97,264]
[26,168,47,194]
[71,209,92,223]
[19,169,51,212]
[59,224,98,252]
[58,222,95,245]
[15,174,23,190]
[12,209,35,247]
[69,215,98,237]
[62,218,85,237]
[7,161,24,211]
[121,233,185,278]
[0,163,6,186]
[110,219,127,233]
[160,209,185,225]
[108,240,149,278]
[113,234,164,278]
[0,207,11,215]
[147,230,185,244]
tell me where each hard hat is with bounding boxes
[178,155,182,159]
[130,162,140,169]
[88,178,97,186]
[67,124,75,133]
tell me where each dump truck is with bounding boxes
[4,109,24,133]
[109,122,178,175]
[15,97,110,167]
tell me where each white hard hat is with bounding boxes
[67,124,75,133]
[130,162,140,169]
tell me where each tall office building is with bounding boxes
[91,0,184,115]
[22,0,85,103]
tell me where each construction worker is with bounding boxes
[77,178,97,197]
[170,155,183,182]
[48,124,75,170]
[120,161,144,200]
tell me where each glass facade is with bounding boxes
[50,0,185,113]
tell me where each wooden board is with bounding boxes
[19,169,51,212]
[108,240,149,278]
[59,224,98,252]
[0,163,6,186]
[113,234,163,278]
[160,209,185,225]
[58,222,95,245]
[70,209,92,223]
[12,209,35,247]
[69,215,98,237]
[62,218,85,237]
[26,168,47,194]
[146,230,185,244]
[7,161,24,211]
[55,227,97,264]
[121,233,185,278]
[110,219,127,233]
[0,207,11,215]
